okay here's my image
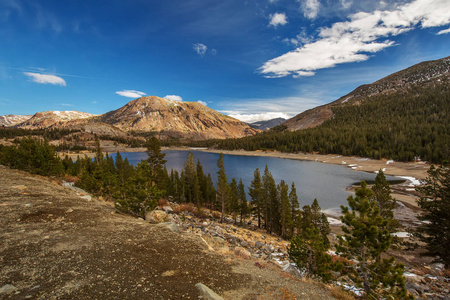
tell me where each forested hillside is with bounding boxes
[214,83,449,163]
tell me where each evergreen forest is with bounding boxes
[210,84,449,164]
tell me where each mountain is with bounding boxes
[249,118,286,131]
[284,56,450,130]
[17,111,97,129]
[215,56,450,163]
[0,115,32,127]
[98,96,259,140]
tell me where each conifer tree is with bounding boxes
[229,177,240,223]
[415,164,450,268]
[196,159,207,206]
[249,168,263,228]
[279,180,292,239]
[289,182,300,236]
[289,227,332,282]
[216,153,228,222]
[238,178,249,225]
[337,180,411,299]
[183,152,197,203]
[372,169,400,234]
[262,165,277,233]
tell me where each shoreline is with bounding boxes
[61,146,430,210]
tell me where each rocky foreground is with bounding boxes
[0,165,334,300]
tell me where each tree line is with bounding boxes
[210,84,449,164]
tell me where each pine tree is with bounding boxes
[289,182,300,237]
[229,177,240,224]
[337,180,411,299]
[262,165,277,233]
[216,153,228,223]
[372,169,400,234]
[249,168,263,228]
[415,164,450,268]
[183,152,197,203]
[289,227,332,282]
[278,180,292,239]
[238,178,249,225]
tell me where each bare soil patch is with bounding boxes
[0,165,334,299]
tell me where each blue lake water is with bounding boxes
[111,150,399,211]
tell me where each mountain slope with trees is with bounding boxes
[213,57,450,164]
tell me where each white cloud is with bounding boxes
[269,12,288,27]
[269,0,279,4]
[437,27,450,35]
[164,95,183,101]
[23,72,66,86]
[301,0,320,20]
[261,0,450,78]
[198,100,207,106]
[193,43,207,56]
[116,90,146,98]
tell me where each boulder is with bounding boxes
[195,283,224,300]
[161,206,173,213]
[156,222,180,233]
[0,284,18,294]
[234,247,252,260]
[145,210,168,224]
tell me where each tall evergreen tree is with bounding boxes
[289,182,300,236]
[238,178,249,225]
[216,153,228,223]
[415,164,450,268]
[279,180,292,239]
[229,177,240,224]
[249,168,263,228]
[337,180,411,299]
[372,169,400,234]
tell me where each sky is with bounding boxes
[0,0,449,123]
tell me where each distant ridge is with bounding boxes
[250,118,286,131]
[0,115,32,127]
[17,111,97,129]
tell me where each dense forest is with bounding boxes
[210,84,449,164]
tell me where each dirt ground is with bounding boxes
[0,165,334,300]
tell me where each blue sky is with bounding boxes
[0,0,449,123]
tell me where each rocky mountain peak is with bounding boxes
[99,96,259,140]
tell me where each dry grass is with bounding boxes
[62,174,79,183]
[158,198,169,207]
[327,285,357,300]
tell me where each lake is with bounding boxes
[111,150,400,211]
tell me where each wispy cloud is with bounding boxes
[164,95,183,101]
[437,27,450,35]
[193,43,207,56]
[198,100,207,106]
[116,90,146,98]
[300,0,320,20]
[23,72,66,86]
[260,0,450,78]
[269,12,288,27]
